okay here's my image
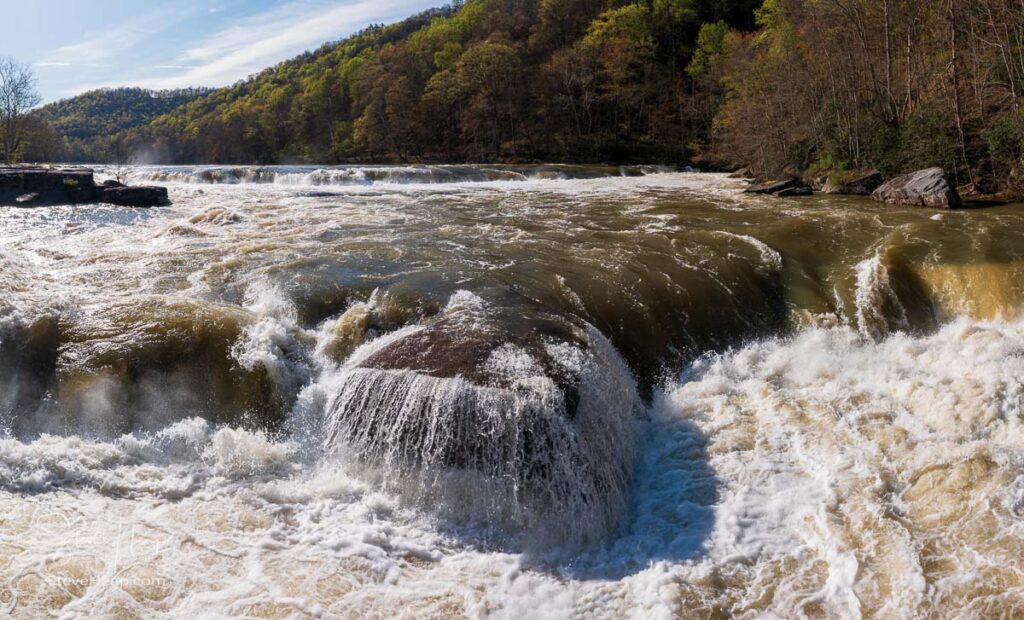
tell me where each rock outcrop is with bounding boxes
[776,185,813,197]
[321,311,642,547]
[98,185,170,208]
[0,166,170,207]
[823,170,884,195]
[743,177,813,197]
[871,168,962,209]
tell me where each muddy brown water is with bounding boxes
[1,167,1023,617]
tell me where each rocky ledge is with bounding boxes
[871,167,962,209]
[0,166,170,208]
[734,166,969,208]
[742,177,813,197]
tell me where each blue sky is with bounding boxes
[2,0,440,103]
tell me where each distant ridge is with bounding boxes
[38,87,215,141]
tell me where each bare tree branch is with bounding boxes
[0,57,42,164]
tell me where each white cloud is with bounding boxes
[69,0,429,92]
[38,6,188,69]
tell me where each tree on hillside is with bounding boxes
[46,1,767,165]
[0,57,41,163]
[704,0,1024,193]
[36,87,215,142]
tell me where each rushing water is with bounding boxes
[2,166,1024,618]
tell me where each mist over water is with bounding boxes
[2,167,1024,617]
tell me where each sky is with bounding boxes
[1,0,440,103]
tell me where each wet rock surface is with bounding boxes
[322,308,641,546]
[743,177,813,197]
[99,185,170,207]
[0,165,170,207]
[822,170,884,195]
[359,318,586,416]
[872,167,962,208]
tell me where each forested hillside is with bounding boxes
[58,0,761,164]
[39,88,214,140]
[707,0,1024,194]
[33,88,213,161]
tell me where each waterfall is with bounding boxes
[321,294,642,548]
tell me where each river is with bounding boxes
[1,166,1023,617]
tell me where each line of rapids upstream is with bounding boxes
[1,168,1024,617]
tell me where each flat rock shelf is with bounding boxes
[0,165,170,208]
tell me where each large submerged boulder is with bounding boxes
[0,166,170,207]
[321,292,641,548]
[872,167,962,208]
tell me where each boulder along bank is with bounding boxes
[736,166,967,208]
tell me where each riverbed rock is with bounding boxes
[0,166,91,204]
[744,177,813,196]
[100,186,170,207]
[776,186,813,197]
[359,317,585,406]
[823,170,884,195]
[322,313,641,546]
[872,168,962,208]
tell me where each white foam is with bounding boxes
[231,283,316,403]
[3,173,1023,616]
[319,319,641,549]
[715,231,784,273]
[2,318,1024,616]
[854,251,909,340]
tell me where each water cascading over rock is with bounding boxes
[321,292,642,547]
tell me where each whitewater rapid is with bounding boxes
[2,168,1024,617]
[3,316,1023,617]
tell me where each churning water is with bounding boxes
[2,167,1024,618]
